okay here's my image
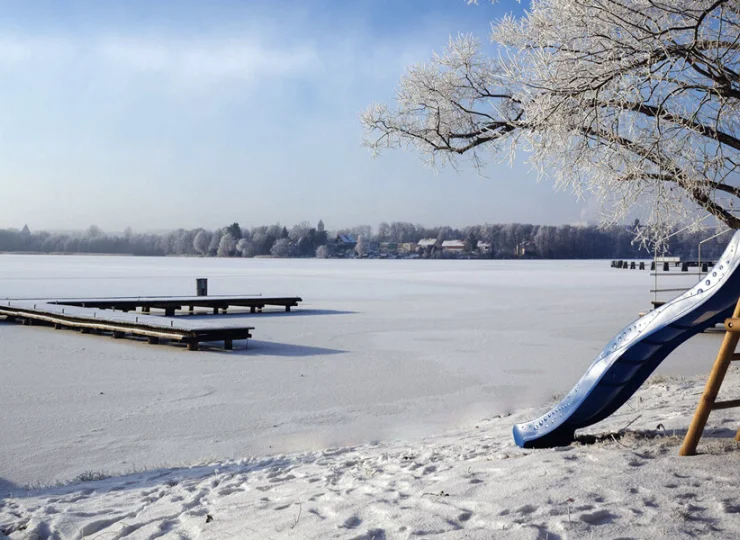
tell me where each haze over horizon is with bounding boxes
[0,0,599,232]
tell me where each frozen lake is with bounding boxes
[0,255,720,486]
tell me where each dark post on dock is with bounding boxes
[196,278,208,296]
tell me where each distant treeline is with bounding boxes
[0,221,732,260]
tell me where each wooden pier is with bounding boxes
[0,295,302,351]
[46,295,303,316]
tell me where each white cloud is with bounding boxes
[98,36,322,81]
[0,32,322,84]
[0,36,77,65]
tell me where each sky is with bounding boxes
[0,0,598,233]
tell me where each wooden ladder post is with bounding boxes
[680,297,740,456]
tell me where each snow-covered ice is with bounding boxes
[2,254,736,539]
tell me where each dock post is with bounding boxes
[285,305,291,312]
[224,339,233,350]
[703,263,709,272]
[651,261,655,271]
[187,341,199,351]
[196,278,208,296]
[189,305,194,314]
[630,261,636,269]
[54,323,62,330]
[164,307,175,317]
[142,307,150,314]
[22,318,31,326]
[682,262,689,272]
[639,262,645,270]
[250,306,256,313]
[113,331,125,339]
[213,307,219,315]
[148,336,160,345]
[663,262,669,271]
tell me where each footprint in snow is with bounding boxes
[580,509,617,525]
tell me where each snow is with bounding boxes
[1,254,736,539]
[4,371,740,539]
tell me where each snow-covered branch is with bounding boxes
[362,0,740,245]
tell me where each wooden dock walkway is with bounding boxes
[44,295,303,316]
[0,295,302,351]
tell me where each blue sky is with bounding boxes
[0,0,595,232]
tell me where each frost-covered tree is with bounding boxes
[193,230,210,256]
[464,231,478,253]
[270,238,294,258]
[362,0,740,246]
[226,222,242,240]
[85,225,103,239]
[236,238,250,257]
[208,230,222,256]
[217,233,237,257]
[316,244,331,258]
[355,235,367,256]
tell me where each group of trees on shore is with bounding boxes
[0,221,731,260]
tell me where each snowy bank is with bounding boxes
[4,369,740,540]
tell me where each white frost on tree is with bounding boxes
[271,238,294,258]
[208,230,222,255]
[193,230,210,256]
[362,0,740,246]
[316,244,330,258]
[217,233,236,257]
[236,238,250,257]
[355,235,367,256]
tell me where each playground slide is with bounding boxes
[513,231,740,448]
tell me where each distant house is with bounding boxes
[441,240,465,253]
[477,241,492,253]
[417,238,437,249]
[335,234,357,250]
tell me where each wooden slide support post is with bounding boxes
[680,297,740,456]
[148,336,160,345]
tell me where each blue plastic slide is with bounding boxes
[513,232,740,448]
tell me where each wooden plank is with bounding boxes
[712,399,740,411]
[0,296,258,351]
